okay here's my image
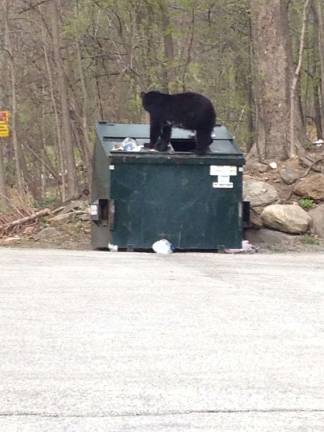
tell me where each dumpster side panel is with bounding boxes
[91,139,112,248]
[91,138,111,200]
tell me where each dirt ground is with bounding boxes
[1,204,323,254]
[0,200,92,250]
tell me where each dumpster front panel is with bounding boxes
[109,160,243,250]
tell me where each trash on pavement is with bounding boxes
[108,243,118,252]
[224,240,257,254]
[152,239,174,254]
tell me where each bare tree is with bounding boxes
[314,0,324,137]
[0,143,7,210]
[158,0,175,92]
[3,0,24,196]
[50,0,78,200]
[251,0,291,160]
[40,12,66,200]
[289,0,311,157]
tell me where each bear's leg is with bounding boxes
[156,125,172,151]
[150,117,162,149]
[196,128,212,155]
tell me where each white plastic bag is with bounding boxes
[121,137,143,152]
[152,239,174,254]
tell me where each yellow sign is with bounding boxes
[0,122,9,137]
[0,111,10,138]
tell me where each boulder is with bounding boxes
[249,208,263,228]
[261,204,311,234]
[245,228,300,251]
[309,204,324,238]
[243,178,279,208]
[294,174,324,201]
[279,159,302,185]
[245,160,269,174]
[61,200,86,213]
[49,212,75,224]
[78,213,90,222]
[34,227,62,241]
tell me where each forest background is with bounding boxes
[0,0,323,209]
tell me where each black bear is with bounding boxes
[141,90,216,155]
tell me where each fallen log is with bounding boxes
[0,208,51,233]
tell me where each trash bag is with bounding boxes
[152,239,174,254]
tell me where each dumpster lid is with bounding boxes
[96,122,244,159]
[97,122,233,140]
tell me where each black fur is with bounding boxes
[141,91,216,155]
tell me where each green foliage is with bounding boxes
[302,234,320,246]
[298,197,315,210]
[37,194,59,209]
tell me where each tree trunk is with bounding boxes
[4,0,24,196]
[289,0,310,157]
[250,0,292,160]
[0,142,7,211]
[41,14,66,201]
[313,83,323,139]
[0,25,7,210]
[50,0,78,200]
[314,0,324,136]
[158,0,175,92]
[76,39,93,182]
[246,14,255,152]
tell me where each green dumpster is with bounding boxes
[91,122,245,251]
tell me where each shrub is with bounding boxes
[298,197,315,210]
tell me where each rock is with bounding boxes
[249,208,263,228]
[261,204,311,234]
[245,156,267,171]
[245,228,300,251]
[61,200,87,214]
[49,212,75,224]
[294,174,324,201]
[309,204,324,238]
[34,227,62,241]
[243,178,279,207]
[280,159,301,185]
[78,213,90,222]
[257,164,269,173]
[245,160,269,174]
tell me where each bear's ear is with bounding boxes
[140,91,146,99]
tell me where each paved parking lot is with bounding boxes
[0,248,324,431]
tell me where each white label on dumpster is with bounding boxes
[210,165,237,176]
[213,175,233,188]
[109,165,115,170]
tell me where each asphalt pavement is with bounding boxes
[0,247,323,431]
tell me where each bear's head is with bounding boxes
[140,91,166,111]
